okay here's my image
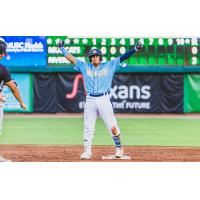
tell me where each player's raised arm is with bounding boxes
[58,40,76,65]
[119,40,143,63]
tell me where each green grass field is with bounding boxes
[1,116,200,146]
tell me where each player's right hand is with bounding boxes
[20,102,27,110]
[134,40,144,51]
[58,40,64,48]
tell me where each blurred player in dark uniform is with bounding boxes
[0,38,26,162]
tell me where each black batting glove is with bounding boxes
[134,40,143,51]
[58,40,65,48]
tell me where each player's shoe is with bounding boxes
[0,155,11,162]
[80,151,92,160]
[115,147,124,158]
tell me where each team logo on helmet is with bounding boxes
[92,49,97,54]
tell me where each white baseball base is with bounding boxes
[0,155,12,162]
[102,155,131,160]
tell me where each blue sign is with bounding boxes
[0,36,46,67]
[3,74,33,112]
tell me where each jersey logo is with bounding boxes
[66,74,86,99]
[86,68,108,77]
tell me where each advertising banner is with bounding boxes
[4,74,33,112]
[34,73,183,113]
[34,74,57,113]
[160,74,183,113]
[110,74,160,113]
[0,36,46,67]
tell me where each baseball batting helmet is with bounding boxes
[88,48,103,62]
[0,38,7,55]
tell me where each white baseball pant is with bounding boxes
[83,94,120,152]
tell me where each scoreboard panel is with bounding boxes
[47,37,200,66]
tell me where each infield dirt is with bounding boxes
[1,145,200,162]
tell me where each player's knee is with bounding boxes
[111,126,120,137]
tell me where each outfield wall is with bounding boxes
[1,36,200,113]
[4,74,33,112]
[4,72,200,113]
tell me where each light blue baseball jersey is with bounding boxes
[74,58,122,94]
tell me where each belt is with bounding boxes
[88,92,110,97]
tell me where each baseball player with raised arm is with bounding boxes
[0,38,27,162]
[58,39,143,160]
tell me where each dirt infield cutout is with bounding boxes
[1,145,200,162]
